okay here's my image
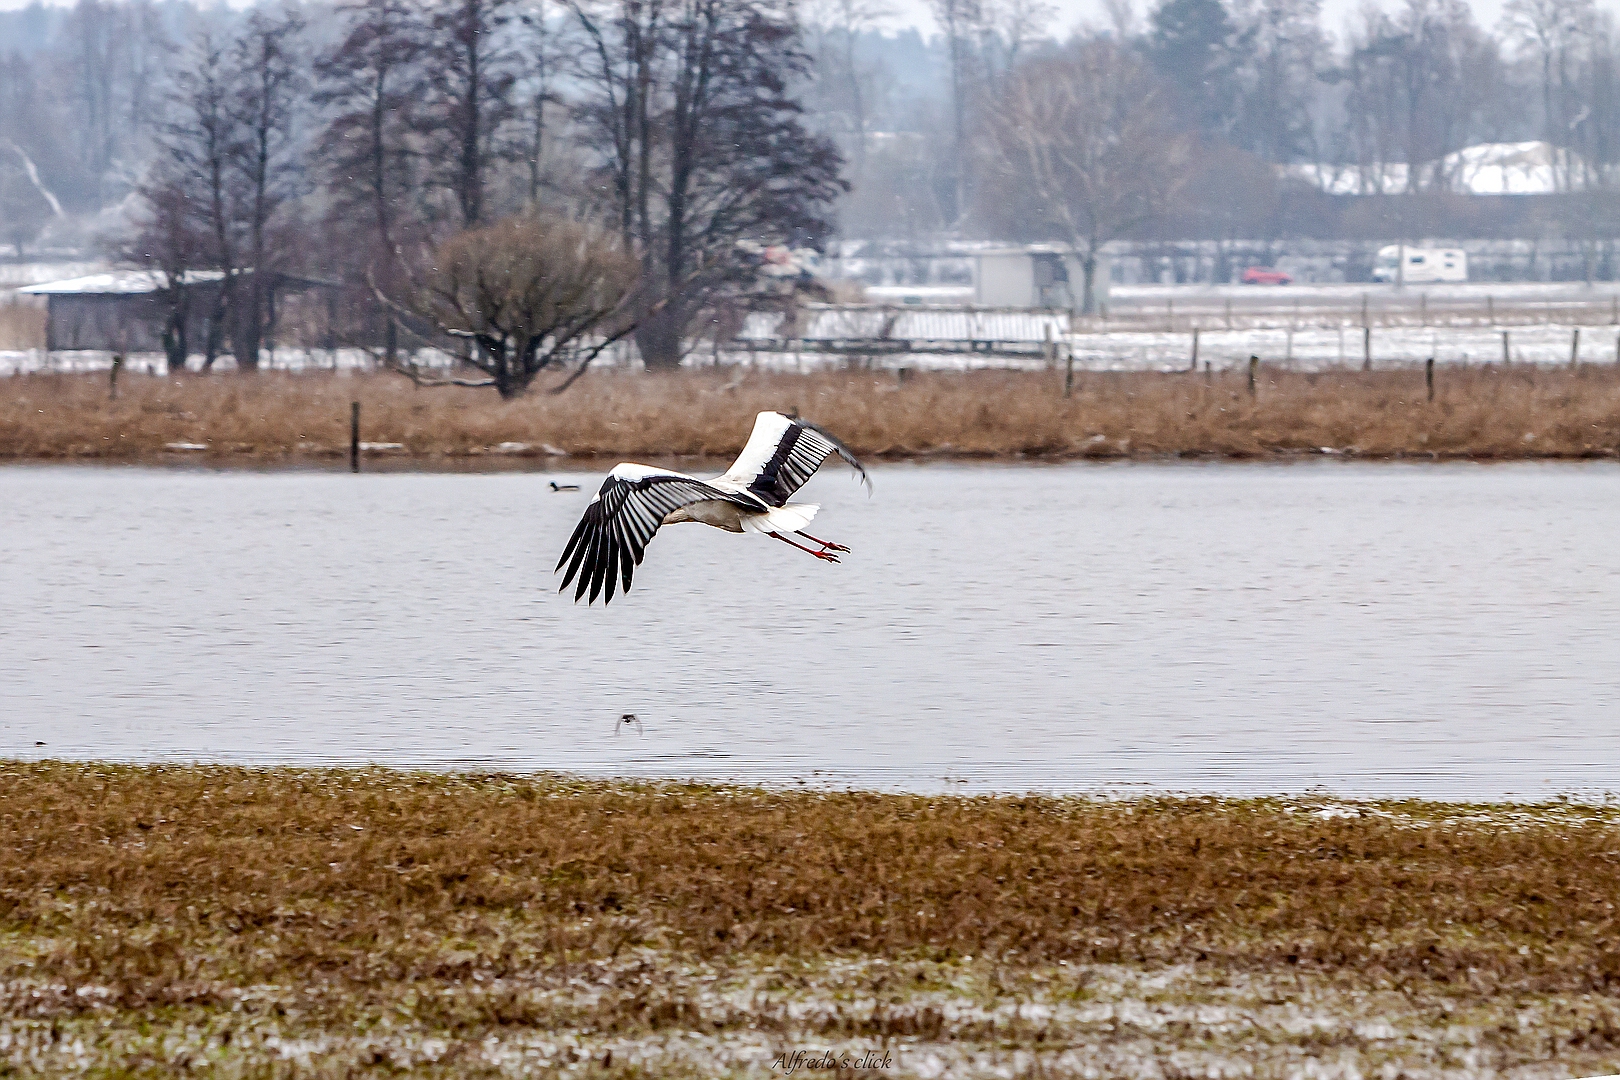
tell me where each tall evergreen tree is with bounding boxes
[1147,0,1245,138]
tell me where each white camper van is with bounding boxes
[1373,246,1467,284]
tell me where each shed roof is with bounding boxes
[18,270,226,296]
[18,268,338,296]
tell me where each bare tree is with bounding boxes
[123,181,205,373]
[514,0,570,205]
[316,0,424,258]
[979,0,1057,81]
[161,30,243,369]
[1229,0,1327,162]
[1336,0,1502,192]
[231,10,306,369]
[418,0,518,226]
[984,40,1189,311]
[929,0,982,223]
[569,0,845,368]
[1500,0,1597,148]
[802,0,895,163]
[60,0,166,207]
[386,215,640,397]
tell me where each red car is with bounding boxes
[1241,266,1292,285]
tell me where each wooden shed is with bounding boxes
[973,245,1111,313]
[18,270,337,353]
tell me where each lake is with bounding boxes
[3,460,1617,798]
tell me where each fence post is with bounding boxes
[1502,330,1510,366]
[109,352,123,401]
[1064,346,1075,398]
[1361,293,1369,329]
[1487,295,1494,325]
[1248,354,1258,397]
[1044,323,1055,370]
[1571,327,1581,370]
[350,401,360,474]
[1426,356,1435,402]
[1362,327,1371,371]
[1225,298,1233,330]
[1420,293,1427,326]
[1285,328,1294,365]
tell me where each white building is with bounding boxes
[972,245,1109,312]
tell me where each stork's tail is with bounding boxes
[741,502,819,535]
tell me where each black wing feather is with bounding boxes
[556,471,756,604]
[745,418,870,507]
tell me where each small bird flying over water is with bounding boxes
[556,411,869,604]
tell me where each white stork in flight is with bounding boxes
[556,411,869,604]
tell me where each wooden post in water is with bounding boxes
[1190,327,1199,371]
[1426,356,1435,402]
[1248,354,1258,397]
[1502,330,1511,366]
[350,401,360,474]
[1362,327,1371,371]
[1571,327,1581,369]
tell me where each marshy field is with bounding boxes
[2,364,1620,462]
[2,763,1619,1077]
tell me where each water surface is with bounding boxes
[3,461,1617,798]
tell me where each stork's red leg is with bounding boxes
[795,529,850,553]
[770,531,840,562]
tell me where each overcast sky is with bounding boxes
[881,0,1620,43]
[2,0,1618,38]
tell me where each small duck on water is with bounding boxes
[550,481,581,492]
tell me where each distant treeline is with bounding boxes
[2,0,1618,346]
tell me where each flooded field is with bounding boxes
[3,461,1617,797]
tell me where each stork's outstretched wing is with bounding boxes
[719,412,870,508]
[555,464,754,604]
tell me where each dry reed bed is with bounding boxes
[0,301,46,351]
[2,366,1619,462]
[3,764,1620,1076]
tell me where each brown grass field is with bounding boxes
[3,763,1620,1077]
[2,365,1619,463]
[0,300,46,351]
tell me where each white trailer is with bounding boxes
[1372,246,1467,284]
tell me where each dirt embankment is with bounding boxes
[3,763,1619,1076]
[3,365,1619,463]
